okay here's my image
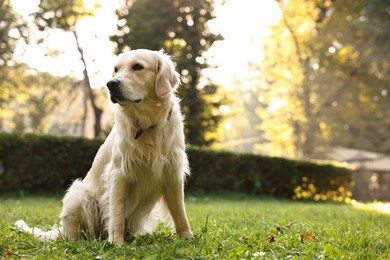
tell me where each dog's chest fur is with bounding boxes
[111,114,176,184]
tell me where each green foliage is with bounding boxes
[1,195,389,258]
[32,0,98,31]
[318,0,390,153]
[0,1,30,123]
[0,0,28,66]
[112,0,226,146]
[0,133,352,201]
[0,64,83,133]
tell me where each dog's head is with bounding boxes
[106,49,180,106]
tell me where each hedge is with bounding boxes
[0,133,353,201]
[0,133,100,193]
[187,148,353,201]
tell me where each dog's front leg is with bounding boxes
[108,172,127,245]
[163,180,193,238]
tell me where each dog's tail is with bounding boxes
[14,220,63,241]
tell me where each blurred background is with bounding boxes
[1,0,389,160]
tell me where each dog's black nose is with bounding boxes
[106,79,121,90]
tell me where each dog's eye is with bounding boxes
[132,63,144,71]
[114,67,118,73]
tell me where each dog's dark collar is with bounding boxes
[134,108,173,140]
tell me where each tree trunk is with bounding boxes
[73,31,103,138]
[185,72,204,146]
[81,85,88,136]
[278,2,320,158]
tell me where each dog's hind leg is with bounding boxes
[61,179,100,239]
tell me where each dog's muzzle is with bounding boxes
[106,79,142,104]
[106,79,124,103]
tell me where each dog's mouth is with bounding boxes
[111,96,142,105]
[110,92,142,105]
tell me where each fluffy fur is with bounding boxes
[15,49,193,245]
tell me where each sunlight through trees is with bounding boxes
[1,0,389,157]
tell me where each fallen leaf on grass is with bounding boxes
[276,225,283,234]
[287,220,293,228]
[302,231,315,242]
[268,235,276,243]
[5,249,23,257]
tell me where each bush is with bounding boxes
[0,133,101,192]
[0,133,353,201]
[187,148,353,201]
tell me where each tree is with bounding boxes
[30,0,104,138]
[257,0,390,157]
[0,0,29,127]
[257,0,333,157]
[4,67,83,134]
[0,0,28,66]
[112,0,226,146]
[317,0,390,153]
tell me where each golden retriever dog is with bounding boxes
[15,49,193,245]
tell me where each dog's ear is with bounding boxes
[155,51,180,98]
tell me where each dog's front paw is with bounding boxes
[178,230,193,239]
[108,236,124,246]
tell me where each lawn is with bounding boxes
[0,193,389,259]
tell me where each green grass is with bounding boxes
[1,193,389,259]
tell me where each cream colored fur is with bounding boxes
[15,49,192,245]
